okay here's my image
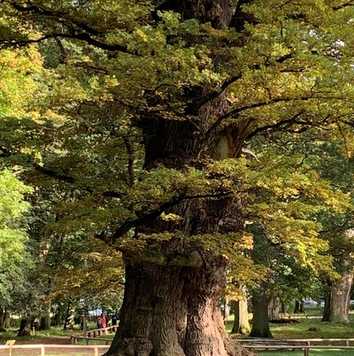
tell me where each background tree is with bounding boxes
[0,170,32,331]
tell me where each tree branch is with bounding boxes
[32,164,125,198]
[185,53,294,116]
[244,110,305,140]
[332,1,354,10]
[0,32,132,52]
[9,1,102,35]
[205,94,348,138]
[109,191,232,241]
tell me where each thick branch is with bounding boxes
[33,164,125,198]
[110,192,232,241]
[206,94,348,137]
[244,110,305,140]
[185,53,294,116]
[9,1,102,35]
[1,32,132,52]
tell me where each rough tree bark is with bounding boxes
[250,292,272,338]
[231,299,250,335]
[105,1,255,355]
[107,256,245,356]
[328,271,353,323]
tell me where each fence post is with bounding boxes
[94,346,98,356]
[41,345,45,356]
[304,347,309,356]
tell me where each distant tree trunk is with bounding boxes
[294,300,304,314]
[40,314,51,330]
[52,302,66,326]
[280,301,286,314]
[322,285,331,322]
[17,318,33,336]
[250,292,272,338]
[0,308,9,331]
[328,271,353,323]
[39,304,51,330]
[221,297,231,320]
[63,302,75,330]
[231,299,250,335]
[268,296,281,321]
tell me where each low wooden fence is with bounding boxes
[70,335,112,345]
[86,325,118,338]
[0,344,109,356]
[243,345,354,355]
[239,338,354,355]
[238,337,354,346]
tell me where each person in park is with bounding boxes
[101,314,107,329]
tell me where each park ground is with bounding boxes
[0,308,353,355]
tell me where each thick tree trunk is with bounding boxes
[231,299,250,335]
[250,293,272,338]
[105,1,255,354]
[106,256,249,356]
[268,296,281,321]
[106,259,238,356]
[328,271,353,323]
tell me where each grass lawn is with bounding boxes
[227,308,354,339]
[270,318,354,339]
[260,351,354,356]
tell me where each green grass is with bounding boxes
[227,309,354,339]
[0,327,73,341]
[260,352,354,356]
[269,313,354,339]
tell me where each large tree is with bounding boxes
[0,1,353,355]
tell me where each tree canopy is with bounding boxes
[0,1,353,354]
